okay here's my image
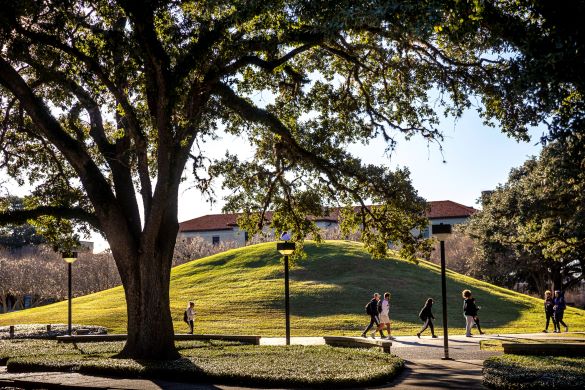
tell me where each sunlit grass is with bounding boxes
[1,241,584,336]
[1,339,404,387]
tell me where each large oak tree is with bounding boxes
[466,136,585,295]
[0,0,539,359]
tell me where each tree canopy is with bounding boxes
[1,0,584,359]
[466,136,585,294]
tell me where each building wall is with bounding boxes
[179,217,472,245]
[178,227,246,246]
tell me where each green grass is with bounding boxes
[1,241,584,336]
[1,339,404,387]
[483,355,585,389]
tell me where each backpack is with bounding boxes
[365,301,372,315]
[183,309,189,323]
[419,307,426,321]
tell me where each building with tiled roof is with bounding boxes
[178,200,477,246]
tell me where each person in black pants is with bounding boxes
[417,298,437,338]
[361,293,385,338]
[470,297,485,335]
[553,290,569,333]
[543,290,555,333]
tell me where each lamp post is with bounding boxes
[276,232,295,345]
[62,251,78,336]
[432,223,452,360]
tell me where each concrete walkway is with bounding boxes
[1,333,581,389]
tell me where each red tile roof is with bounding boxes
[426,200,478,219]
[179,200,477,232]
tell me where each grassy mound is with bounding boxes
[1,339,404,387]
[483,355,585,389]
[1,241,584,336]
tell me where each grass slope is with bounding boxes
[1,241,584,336]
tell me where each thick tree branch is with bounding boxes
[0,57,124,227]
[13,26,149,155]
[223,43,317,75]
[0,206,100,230]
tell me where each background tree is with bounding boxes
[0,246,121,313]
[428,229,474,275]
[0,197,45,249]
[0,0,556,359]
[466,138,585,294]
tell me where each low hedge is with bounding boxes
[4,341,404,388]
[0,324,107,339]
[483,355,585,389]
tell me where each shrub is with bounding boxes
[483,355,585,389]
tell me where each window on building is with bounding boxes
[422,227,430,238]
[244,231,249,242]
[212,236,220,246]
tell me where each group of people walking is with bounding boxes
[360,289,485,339]
[184,288,571,337]
[360,287,571,339]
[361,292,393,339]
[543,290,569,333]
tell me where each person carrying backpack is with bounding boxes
[462,289,477,337]
[470,297,485,335]
[361,293,385,338]
[417,298,437,338]
[553,290,568,333]
[184,301,196,334]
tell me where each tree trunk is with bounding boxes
[112,244,180,360]
[115,250,179,360]
[111,201,181,360]
[550,263,563,292]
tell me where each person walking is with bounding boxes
[361,293,385,338]
[185,301,196,334]
[416,298,437,338]
[462,289,477,337]
[553,290,568,333]
[375,292,393,340]
[543,290,555,333]
[471,297,485,335]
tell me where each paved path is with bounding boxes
[1,333,582,389]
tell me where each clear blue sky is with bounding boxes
[177,108,543,225]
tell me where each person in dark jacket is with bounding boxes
[470,297,485,335]
[553,290,568,333]
[361,293,385,338]
[543,290,555,333]
[462,289,477,337]
[417,298,437,338]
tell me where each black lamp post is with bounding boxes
[432,223,452,360]
[276,232,295,345]
[62,251,78,336]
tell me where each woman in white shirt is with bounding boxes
[377,292,393,340]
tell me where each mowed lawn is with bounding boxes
[1,241,584,336]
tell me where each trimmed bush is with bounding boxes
[483,355,585,389]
